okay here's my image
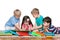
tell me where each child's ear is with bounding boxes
[31,12,32,14]
[31,11,33,14]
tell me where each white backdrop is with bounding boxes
[0,0,60,30]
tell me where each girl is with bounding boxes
[21,16,33,31]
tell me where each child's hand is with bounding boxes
[20,29,26,31]
[30,28,34,31]
[15,27,20,31]
[30,26,37,31]
[33,30,39,32]
[21,28,26,31]
[44,28,49,32]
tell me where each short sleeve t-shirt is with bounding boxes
[35,15,43,31]
[35,15,43,26]
[5,16,20,27]
[48,25,57,34]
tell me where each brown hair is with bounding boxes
[43,16,52,25]
[31,8,39,14]
[14,9,21,14]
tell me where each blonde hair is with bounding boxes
[31,8,39,14]
[14,9,21,14]
[14,9,21,17]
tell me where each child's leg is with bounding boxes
[5,26,11,30]
[5,26,15,30]
[10,30,18,36]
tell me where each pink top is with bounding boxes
[22,24,32,30]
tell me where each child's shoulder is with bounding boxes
[38,15,43,19]
[50,25,55,28]
[49,25,56,29]
[9,16,16,21]
[40,15,43,18]
[9,16,15,20]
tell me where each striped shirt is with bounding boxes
[48,25,57,34]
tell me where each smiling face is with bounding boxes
[43,17,51,28]
[32,10,39,18]
[43,22,50,28]
[31,8,39,18]
[24,19,30,25]
[14,9,21,19]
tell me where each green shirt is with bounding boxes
[35,15,43,26]
[35,15,43,31]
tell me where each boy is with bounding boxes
[31,8,43,32]
[43,16,57,34]
[5,9,21,35]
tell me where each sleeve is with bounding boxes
[40,16,43,25]
[11,18,17,25]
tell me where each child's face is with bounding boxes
[32,10,39,18]
[24,19,30,25]
[14,11,21,18]
[43,22,50,28]
[24,21,29,25]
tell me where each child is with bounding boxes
[31,8,43,32]
[43,16,57,34]
[21,16,33,31]
[5,9,21,35]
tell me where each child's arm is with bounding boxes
[44,28,49,32]
[31,24,42,30]
[15,23,26,31]
[44,27,49,32]
[21,25,26,31]
[35,25,42,29]
[28,24,33,31]
[14,23,22,31]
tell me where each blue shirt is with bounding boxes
[5,16,20,27]
[42,25,57,34]
[35,15,43,26]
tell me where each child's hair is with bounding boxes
[21,16,33,28]
[14,9,21,14]
[31,8,39,14]
[43,16,52,25]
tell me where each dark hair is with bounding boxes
[31,8,39,14]
[43,16,52,25]
[21,16,33,28]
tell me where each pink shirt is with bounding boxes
[22,24,32,30]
